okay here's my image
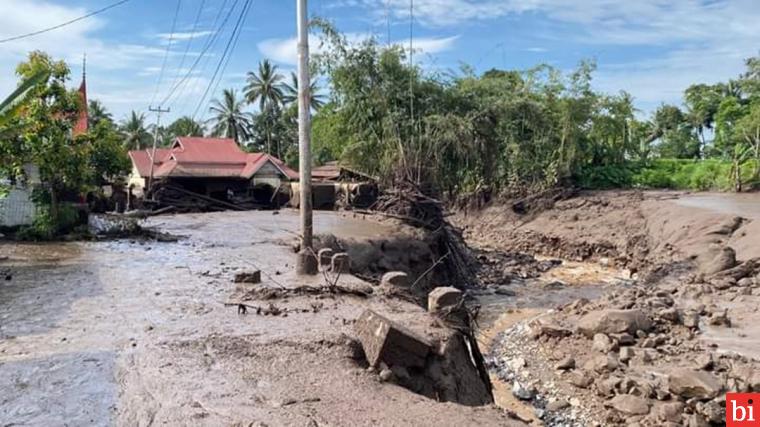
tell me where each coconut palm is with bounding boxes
[88,99,113,128]
[0,69,49,127]
[120,111,153,150]
[281,72,326,110]
[168,116,205,138]
[208,88,252,145]
[244,59,284,111]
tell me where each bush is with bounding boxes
[17,203,81,241]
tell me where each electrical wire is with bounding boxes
[169,0,208,95]
[207,0,253,113]
[191,0,253,121]
[150,0,183,106]
[161,0,237,107]
[0,0,131,44]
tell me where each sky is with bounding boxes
[0,0,758,124]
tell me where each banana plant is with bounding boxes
[0,70,49,127]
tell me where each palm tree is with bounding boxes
[281,72,326,110]
[120,111,153,150]
[208,88,252,145]
[88,99,113,128]
[0,69,49,127]
[244,59,284,111]
[168,116,205,138]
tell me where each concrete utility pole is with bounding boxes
[147,105,170,198]
[295,0,317,275]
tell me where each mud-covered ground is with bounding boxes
[0,210,518,426]
[457,191,760,426]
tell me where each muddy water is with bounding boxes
[0,210,406,426]
[674,192,760,219]
[474,259,632,422]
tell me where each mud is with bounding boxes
[456,190,760,426]
[0,210,518,426]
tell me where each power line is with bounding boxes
[150,0,183,106]
[192,0,253,121]
[208,0,253,110]
[162,0,237,108]
[169,0,208,96]
[0,0,131,44]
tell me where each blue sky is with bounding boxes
[0,0,758,124]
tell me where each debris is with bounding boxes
[700,246,736,275]
[577,309,652,337]
[592,333,617,353]
[354,309,431,369]
[605,394,650,416]
[234,271,261,284]
[380,271,410,289]
[668,368,723,400]
[511,380,535,400]
[555,356,575,370]
[331,253,350,274]
[317,248,334,268]
[427,286,463,315]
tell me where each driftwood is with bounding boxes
[122,206,175,218]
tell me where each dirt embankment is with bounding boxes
[455,190,760,426]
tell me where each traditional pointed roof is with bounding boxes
[72,56,88,136]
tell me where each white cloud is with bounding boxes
[258,33,458,65]
[157,30,216,41]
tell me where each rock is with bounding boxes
[494,287,516,296]
[693,353,713,370]
[379,368,394,382]
[546,399,570,411]
[681,311,700,329]
[685,413,710,427]
[331,253,351,273]
[512,380,535,400]
[596,377,621,397]
[656,402,684,422]
[584,354,620,373]
[555,356,575,370]
[619,347,635,363]
[738,277,755,287]
[701,246,736,275]
[354,310,431,369]
[577,309,652,338]
[380,271,410,289]
[509,357,527,372]
[233,270,261,283]
[611,333,635,346]
[593,333,617,353]
[534,320,572,338]
[708,308,731,327]
[640,337,658,348]
[668,368,722,400]
[317,248,334,268]
[568,371,593,388]
[659,307,681,323]
[427,286,463,315]
[606,394,650,416]
[695,401,724,424]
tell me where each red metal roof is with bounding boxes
[128,137,297,180]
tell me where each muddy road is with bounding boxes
[0,210,516,426]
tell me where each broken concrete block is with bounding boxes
[331,252,351,273]
[317,248,334,268]
[354,309,431,368]
[234,270,261,284]
[380,271,410,289]
[428,286,463,315]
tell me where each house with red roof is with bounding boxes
[128,137,298,205]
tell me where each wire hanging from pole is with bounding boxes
[150,0,183,107]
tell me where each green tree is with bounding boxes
[167,116,205,138]
[208,88,251,145]
[88,99,113,128]
[120,111,153,150]
[244,59,284,111]
[281,72,326,110]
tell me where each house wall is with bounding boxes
[0,186,37,227]
[251,161,284,189]
[127,164,146,197]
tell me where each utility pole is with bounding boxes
[147,105,170,198]
[295,0,317,275]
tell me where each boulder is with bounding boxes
[427,286,463,315]
[619,347,635,363]
[555,356,575,370]
[568,371,593,388]
[512,380,535,400]
[577,309,652,338]
[655,402,684,422]
[546,399,570,411]
[593,333,617,353]
[700,246,736,275]
[331,252,351,273]
[668,368,722,400]
[380,271,410,289]
[584,354,619,373]
[606,394,650,416]
[534,320,572,338]
[354,310,431,368]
